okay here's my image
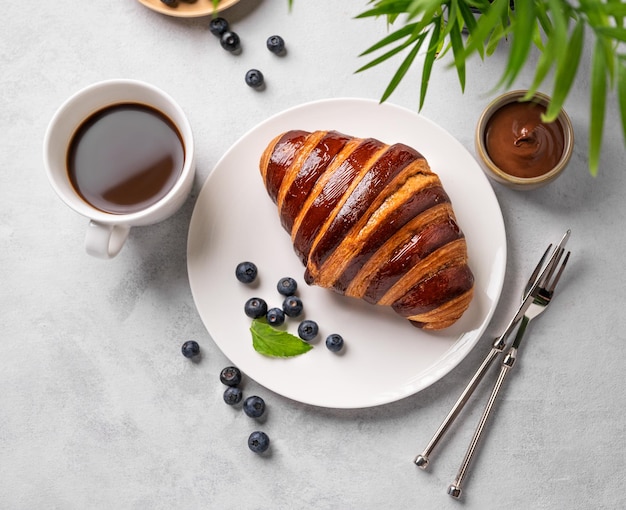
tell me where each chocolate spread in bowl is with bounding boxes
[484,101,565,178]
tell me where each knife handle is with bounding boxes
[448,357,514,498]
[414,342,504,469]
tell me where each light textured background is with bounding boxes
[1,1,624,509]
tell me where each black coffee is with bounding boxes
[67,103,185,214]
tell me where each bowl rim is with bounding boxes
[475,90,574,187]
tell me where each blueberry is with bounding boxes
[220,366,242,387]
[245,69,264,89]
[235,261,258,284]
[223,386,243,405]
[282,295,303,317]
[181,340,200,358]
[209,17,229,36]
[277,277,297,296]
[244,297,268,319]
[243,395,266,418]
[220,31,240,52]
[326,334,344,352]
[248,431,270,453]
[298,320,319,342]
[266,35,285,55]
[160,0,178,7]
[266,307,285,327]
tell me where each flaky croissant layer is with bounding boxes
[259,130,474,330]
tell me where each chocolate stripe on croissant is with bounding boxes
[262,130,309,203]
[278,131,351,233]
[392,264,474,317]
[331,183,450,293]
[363,217,464,304]
[292,138,386,263]
[259,129,474,330]
[308,143,424,271]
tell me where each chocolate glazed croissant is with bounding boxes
[259,130,474,330]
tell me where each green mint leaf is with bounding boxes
[250,319,313,358]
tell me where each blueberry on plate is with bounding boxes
[209,17,229,36]
[277,277,297,296]
[266,35,285,55]
[160,0,178,7]
[223,386,243,405]
[220,366,242,387]
[245,69,264,88]
[220,31,240,52]
[298,320,319,342]
[243,395,266,418]
[326,334,344,353]
[181,340,200,358]
[282,295,303,317]
[235,261,258,284]
[266,307,285,327]
[248,431,270,453]
[244,297,268,319]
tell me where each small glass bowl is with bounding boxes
[474,90,574,190]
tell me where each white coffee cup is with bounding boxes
[43,79,196,259]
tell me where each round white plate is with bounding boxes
[187,98,506,409]
[137,0,239,18]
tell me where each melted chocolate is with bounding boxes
[484,101,565,178]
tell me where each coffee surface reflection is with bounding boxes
[67,103,185,214]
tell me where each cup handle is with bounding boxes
[85,221,131,259]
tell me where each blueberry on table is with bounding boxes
[266,35,285,55]
[276,277,297,296]
[181,340,200,358]
[223,386,243,405]
[298,320,319,342]
[245,69,264,89]
[326,334,344,353]
[282,295,303,317]
[243,395,266,418]
[235,261,258,284]
[209,17,229,36]
[244,297,268,319]
[220,366,242,387]
[220,31,241,52]
[248,431,270,453]
[160,0,178,7]
[266,307,285,327]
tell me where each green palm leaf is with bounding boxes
[420,15,443,110]
[500,0,535,88]
[380,33,428,102]
[589,37,607,176]
[544,19,584,122]
[618,55,626,145]
[448,15,466,92]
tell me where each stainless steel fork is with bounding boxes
[447,248,571,498]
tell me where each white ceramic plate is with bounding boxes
[187,98,506,409]
[137,0,239,18]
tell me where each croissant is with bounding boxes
[259,130,474,330]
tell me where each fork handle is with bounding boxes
[447,350,517,498]
[414,343,504,469]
